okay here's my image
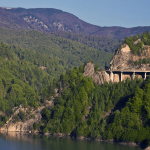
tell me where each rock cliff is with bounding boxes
[110,43,150,71]
[83,62,110,85]
[0,105,44,132]
[83,41,150,84]
[0,100,54,132]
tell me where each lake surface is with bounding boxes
[0,132,143,150]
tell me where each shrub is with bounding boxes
[33,122,37,130]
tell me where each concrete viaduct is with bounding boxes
[106,70,150,82]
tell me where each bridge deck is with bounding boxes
[106,70,150,73]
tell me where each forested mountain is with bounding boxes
[0,27,122,54]
[1,7,150,39]
[0,27,113,68]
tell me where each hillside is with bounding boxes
[0,27,113,68]
[0,27,122,54]
[0,42,48,122]
[51,31,122,54]
[1,7,150,39]
[0,41,74,123]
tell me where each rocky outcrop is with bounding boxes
[110,44,132,70]
[0,105,45,132]
[39,66,47,70]
[110,43,150,71]
[0,99,55,132]
[0,85,59,132]
[84,43,150,84]
[145,146,150,150]
[83,62,110,85]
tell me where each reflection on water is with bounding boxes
[0,131,143,150]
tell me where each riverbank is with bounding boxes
[41,132,145,149]
[0,132,142,150]
[0,130,148,149]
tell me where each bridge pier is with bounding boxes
[144,72,147,80]
[132,71,135,80]
[107,70,150,83]
[110,71,113,82]
[121,71,123,81]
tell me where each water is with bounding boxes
[0,132,143,150]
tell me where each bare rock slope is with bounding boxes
[0,100,54,132]
[83,62,110,85]
[0,105,44,132]
[110,43,150,71]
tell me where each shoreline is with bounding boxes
[0,130,147,149]
[39,132,150,149]
[50,133,139,148]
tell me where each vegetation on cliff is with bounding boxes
[124,31,150,55]
[132,58,150,66]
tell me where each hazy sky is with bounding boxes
[1,0,150,28]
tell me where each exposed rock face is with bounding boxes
[145,146,150,150]
[0,98,55,132]
[134,39,141,45]
[83,62,110,85]
[39,66,47,70]
[110,43,150,71]
[0,87,59,133]
[0,105,44,132]
[110,44,132,70]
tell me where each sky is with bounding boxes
[0,0,150,28]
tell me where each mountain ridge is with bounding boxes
[1,7,150,39]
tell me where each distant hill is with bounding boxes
[0,27,113,68]
[0,7,150,39]
[51,31,122,53]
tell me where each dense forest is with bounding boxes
[51,31,122,53]
[37,63,150,147]
[0,27,113,68]
[124,31,150,55]
[0,42,68,126]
